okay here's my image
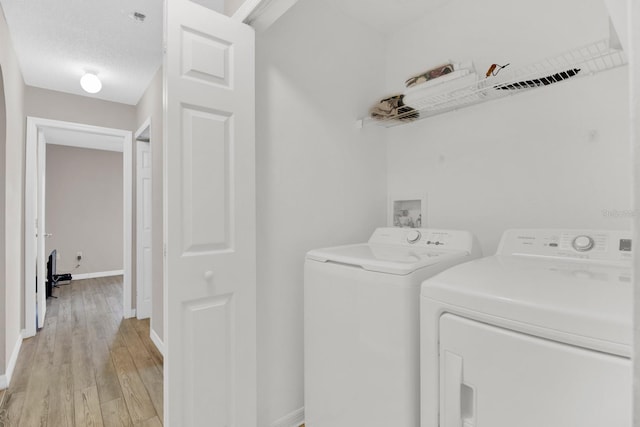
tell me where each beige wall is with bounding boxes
[45,145,123,275]
[135,68,163,343]
[24,87,136,131]
[0,5,25,378]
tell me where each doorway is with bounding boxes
[24,117,133,337]
[135,118,152,320]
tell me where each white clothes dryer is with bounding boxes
[421,229,632,427]
[304,227,481,427]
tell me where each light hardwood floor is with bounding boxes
[0,276,163,427]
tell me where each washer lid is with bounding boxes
[306,243,468,275]
[422,255,632,355]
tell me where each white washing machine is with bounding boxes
[420,229,632,427]
[304,227,481,427]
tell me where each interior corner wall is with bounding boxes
[135,67,163,344]
[45,145,123,275]
[384,0,631,255]
[0,4,25,380]
[255,0,387,424]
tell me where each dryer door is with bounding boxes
[439,314,631,427]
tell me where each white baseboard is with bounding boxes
[0,331,25,389]
[150,328,165,356]
[73,269,124,280]
[271,407,304,427]
[124,308,136,319]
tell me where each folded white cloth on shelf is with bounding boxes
[403,72,479,109]
[405,68,470,92]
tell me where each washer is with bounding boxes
[304,227,481,427]
[421,229,632,427]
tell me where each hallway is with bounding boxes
[0,276,163,426]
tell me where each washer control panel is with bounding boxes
[368,227,475,252]
[572,235,595,252]
[498,229,632,263]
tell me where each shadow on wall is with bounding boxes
[0,66,5,158]
[0,67,4,133]
[0,66,5,371]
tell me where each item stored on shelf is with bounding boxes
[370,94,419,122]
[403,72,479,109]
[405,63,454,88]
[494,68,581,90]
[485,63,510,77]
[359,39,625,128]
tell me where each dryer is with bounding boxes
[305,227,481,427]
[420,229,632,427]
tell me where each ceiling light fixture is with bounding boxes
[80,73,102,94]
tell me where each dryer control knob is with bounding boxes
[406,230,421,244]
[572,235,595,252]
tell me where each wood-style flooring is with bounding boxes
[0,276,163,427]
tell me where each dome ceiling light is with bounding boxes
[80,73,102,94]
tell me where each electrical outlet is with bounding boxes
[76,251,82,261]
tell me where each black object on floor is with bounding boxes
[46,249,72,299]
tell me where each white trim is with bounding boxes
[24,118,37,337]
[270,407,304,427]
[150,328,165,356]
[72,270,125,280]
[232,0,264,22]
[233,0,298,32]
[135,117,151,140]
[46,132,124,152]
[24,117,134,335]
[123,129,134,319]
[0,331,24,388]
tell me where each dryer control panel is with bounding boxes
[368,227,477,253]
[498,229,632,263]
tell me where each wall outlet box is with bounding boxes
[76,251,82,261]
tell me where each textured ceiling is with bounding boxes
[0,0,444,106]
[324,0,452,34]
[0,0,163,105]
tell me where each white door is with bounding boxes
[24,122,38,335]
[164,1,256,425]
[36,130,47,329]
[136,140,152,319]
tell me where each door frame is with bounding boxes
[24,116,134,337]
[134,117,152,320]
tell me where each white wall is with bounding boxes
[257,0,632,424]
[0,4,25,380]
[45,144,123,274]
[255,0,388,424]
[135,67,163,343]
[385,0,631,255]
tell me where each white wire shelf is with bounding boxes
[361,38,627,128]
